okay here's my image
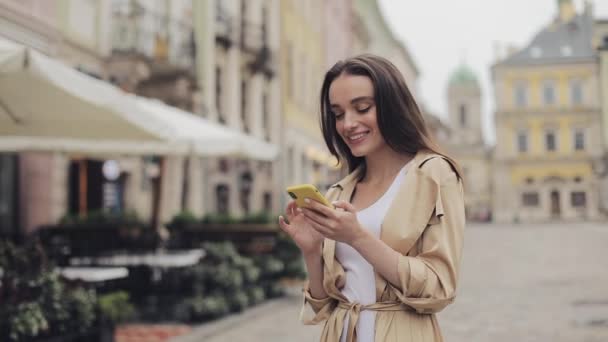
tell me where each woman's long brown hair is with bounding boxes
[320,54,462,179]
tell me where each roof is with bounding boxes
[499,12,595,66]
[449,64,479,86]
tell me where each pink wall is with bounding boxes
[19,153,54,234]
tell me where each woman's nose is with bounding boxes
[343,112,358,129]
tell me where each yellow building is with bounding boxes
[492,0,603,222]
[280,0,335,194]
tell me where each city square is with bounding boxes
[176,223,608,342]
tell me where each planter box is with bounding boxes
[36,224,160,264]
[168,223,279,253]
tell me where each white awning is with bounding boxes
[0,37,179,155]
[0,38,279,160]
[133,96,279,161]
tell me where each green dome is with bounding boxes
[449,64,479,86]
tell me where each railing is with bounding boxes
[111,3,194,70]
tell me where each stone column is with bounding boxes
[159,155,184,226]
[224,0,241,130]
[185,156,204,217]
[193,0,216,118]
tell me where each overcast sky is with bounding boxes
[378,0,608,145]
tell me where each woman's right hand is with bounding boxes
[278,201,324,256]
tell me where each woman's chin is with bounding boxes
[349,147,368,157]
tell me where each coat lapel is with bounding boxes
[380,153,439,254]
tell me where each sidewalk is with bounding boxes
[169,290,321,342]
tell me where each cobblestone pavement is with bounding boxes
[176,223,608,342]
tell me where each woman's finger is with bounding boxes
[278,216,295,237]
[305,199,336,219]
[305,217,332,237]
[302,208,332,228]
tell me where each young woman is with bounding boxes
[278,54,465,342]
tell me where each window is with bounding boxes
[514,82,528,107]
[215,66,224,123]
[545,130,557,151]
[261,5,268,45]
[571,191,586,208]
[459,104,467,127]
[263,192,272,212]
[287,43,294,100]
[543,80,556,105]
[522,192,539,207]
[262,91,269,141]
[570,79,583,106]
[516,130,528,153]
[573,129,585,151]
[241,80,249,132]
[215,184,230,214]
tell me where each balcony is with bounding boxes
[109,2,196,110]
[215,3,235,48]
[240,21,276,78]
[110,3,195,73]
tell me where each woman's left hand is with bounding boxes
[301,199,365,245]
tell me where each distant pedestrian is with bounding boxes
[279,54,466,342]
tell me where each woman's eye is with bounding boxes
[356,106,371,113]
[334,112,344,120]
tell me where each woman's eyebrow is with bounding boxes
[330,96,373,108]
[350,96,373,104]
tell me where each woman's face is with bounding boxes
[329,73,385,157]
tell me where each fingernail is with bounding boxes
[304,198,310,204]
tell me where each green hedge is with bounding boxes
[0,240,133,341]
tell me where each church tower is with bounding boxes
[447,64,483,146]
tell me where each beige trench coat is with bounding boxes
[300,151,466,342]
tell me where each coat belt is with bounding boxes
[337,301,415,342]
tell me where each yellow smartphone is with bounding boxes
[286,184,333,208]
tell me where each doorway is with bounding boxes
[550,190,561,218]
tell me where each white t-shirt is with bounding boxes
[336,162,410,342]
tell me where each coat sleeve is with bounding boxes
[299,186,342,325]
[390,159,466,314]
[300,281,337,324]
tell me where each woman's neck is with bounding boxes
[362,146,414,184]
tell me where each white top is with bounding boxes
[336,162,410,342]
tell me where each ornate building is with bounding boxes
[492,0,603,222]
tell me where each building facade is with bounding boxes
[324,0,353,69]
[492,0,604,223]
[192,0,281,218]
[596,20,608,216]
[280,0,336,198]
